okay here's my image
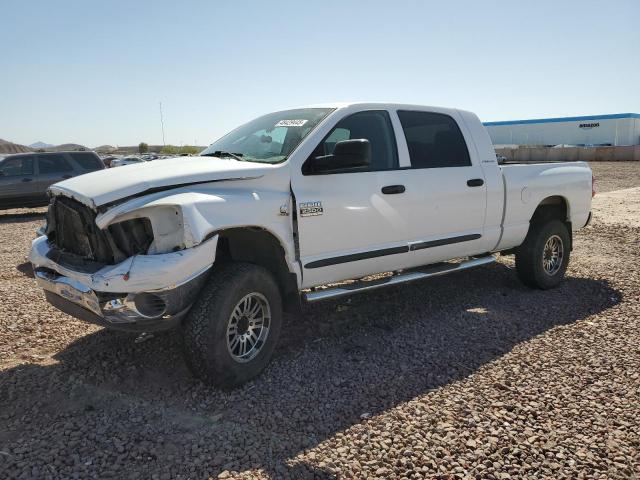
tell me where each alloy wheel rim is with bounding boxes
[542,234,564,276]
[226,292,271,363]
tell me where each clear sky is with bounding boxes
[2,0,639,147]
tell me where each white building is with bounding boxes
[484,113,640,147]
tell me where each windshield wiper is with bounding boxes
[202,151,246,162]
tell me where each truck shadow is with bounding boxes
[0,263,621,479]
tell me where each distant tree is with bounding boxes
[161,145,179,155]
[180,145,199,155]
[138,142,149,154]
[158,145,200,155]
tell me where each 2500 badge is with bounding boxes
[299,201,323,217]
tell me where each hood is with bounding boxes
[49,156,274,209]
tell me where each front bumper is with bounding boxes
[35,267,209,332]
[30,235,217,332]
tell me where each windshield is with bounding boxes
[201,108,334,164]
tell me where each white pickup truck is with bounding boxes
[29,103,594,387]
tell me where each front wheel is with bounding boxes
[515,219,571,289]
[182,262,282,388]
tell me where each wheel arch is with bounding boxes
[214,227,300,312]
[528,195,572,248]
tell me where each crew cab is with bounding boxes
[29,103,594,388]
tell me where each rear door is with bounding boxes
[36,154,75,195]
[389,109,488,265]
[67,152,105,172]
[0,155,38,205]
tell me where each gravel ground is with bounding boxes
[589,161,640,193]
[0,162,639,479]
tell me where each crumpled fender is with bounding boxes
[95,190,221,249]
[95,186,295,262]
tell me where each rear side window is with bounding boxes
[0,156,34,176]
[38,154,73,174]
[68,152,103,170]
[397,111,471,168]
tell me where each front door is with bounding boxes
[0,155,39,206]
[291,110,411,288]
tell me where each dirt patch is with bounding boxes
[589,161,640,193]
[591,187,640,228]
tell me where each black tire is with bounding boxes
[182,262,282,388]
[515,219,570,289]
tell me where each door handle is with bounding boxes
[381,185,405,194]
[22,178,33,182]
[467,178,484,187]
[62,175,73,179]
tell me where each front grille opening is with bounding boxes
[108,218,154,258]
[48,197,115,263]
[47,196,154,265]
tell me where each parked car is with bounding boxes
[111,156,146,167]
[100,155,117,168]
[29,103,594,387]
[0,151,104,209]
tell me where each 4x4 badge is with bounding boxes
[299,201,323,217]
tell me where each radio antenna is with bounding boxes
[159,101,166,146]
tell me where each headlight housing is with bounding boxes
[105,205,185,255]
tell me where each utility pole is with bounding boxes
[159,101,166,146]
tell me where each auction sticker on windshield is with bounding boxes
[275,119,308,127]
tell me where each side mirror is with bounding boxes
[310,139,371,173]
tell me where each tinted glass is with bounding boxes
[0,156,34,176]
[397,111,471,168]
[38,154,73,174]
[201,108,334,164]
[69,152,102,170]
[306,110,398,173]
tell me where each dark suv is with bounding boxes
[0,151,105,209]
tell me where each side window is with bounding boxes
[38,154,73,174]
[397,111,471,168]
[0,156,34,176]
[69,152,102,170]
[304,110,398,174]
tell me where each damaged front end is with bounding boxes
[30,195,217,331]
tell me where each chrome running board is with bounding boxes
[303,255,496,303]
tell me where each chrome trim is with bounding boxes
[35,270,102,316]
[303,255,496,303]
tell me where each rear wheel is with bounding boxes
[515,219,570,289]
[182,262,282,388]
